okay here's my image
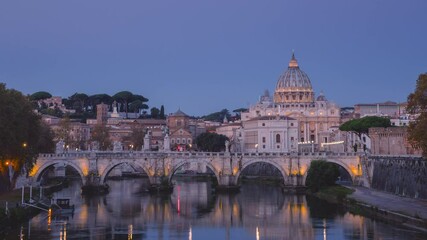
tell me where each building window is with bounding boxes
[171,139,175,144]
[263,145,265,149]
[177,139,180,144]
[276,134,281,143]
[262,137,266,143]
[290,123,294,126]
[188,139,192,144]
[262,123,265,126]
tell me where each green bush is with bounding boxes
[306,160,339,192]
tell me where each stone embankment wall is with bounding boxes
[369,156,427,199]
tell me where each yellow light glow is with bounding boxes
[22,143,27,148]
[29,165,39,177]
[232,166,239,175]
[350,165,362,176]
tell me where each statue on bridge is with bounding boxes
[225,140,230,153]
[163,134,171,151]
[113,141,123,152]
[55,140,65,154]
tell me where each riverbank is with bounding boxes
[0,189,41,234]
[314,185,427,232]
[346,186,427,231]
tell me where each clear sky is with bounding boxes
[1,0,426,116]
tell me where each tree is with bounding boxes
[70,93,89,113]
[90,124,111,151]
[151,107,160,119]
[113,91,134,118]
[0,84,54,192]
[124,125,145,150]
[29,91,52,101]
[305,160,339,192]
[195,132,229,152]
[160,105,165,119]
[407,73,427,157]
[55,117,72,147]
[88,94,113,112]
[339,116,391,138]
[204,109,231,122]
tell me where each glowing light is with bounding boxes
[22,142,27,148]
[232,166,239,175]
[189,226,192,240]
[47,208,52,231]
[5,161,9,166]
[321,141,344,147]
[256,227,260,240]
[323,219,327,240]
[128,224,133,240]
[177,186,181,214]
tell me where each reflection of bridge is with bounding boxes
[29,151,365,190]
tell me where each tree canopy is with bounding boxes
[339,116,391,137]
[195,132,229,152]
[407,73,427,157]
[0,84,54,191]
[29,91,52,101]
[305,160,339,192]
[90,124,111,151]
[203,109,231,122]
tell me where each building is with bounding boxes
[239,53,341,152]
[354,101,405,118]
[167,109,206,150]
[369,127,421,156]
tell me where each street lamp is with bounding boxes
[255,144,258,153]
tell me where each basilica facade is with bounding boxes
[236,53,341,152]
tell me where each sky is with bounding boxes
[1,0,426,116]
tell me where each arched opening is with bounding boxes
[103,162,148,181]
[168,160,218,217]
[36,163,84,186]
[303,161,353,188]
[101,162,151,197]
[236,161,286,186]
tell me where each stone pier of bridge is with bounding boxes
[26,151,364,193]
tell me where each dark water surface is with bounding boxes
[6,179,427,239]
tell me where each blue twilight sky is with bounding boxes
[0,0,426,116]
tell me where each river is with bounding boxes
[6,178,427,239]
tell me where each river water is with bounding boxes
[6,178,427,240]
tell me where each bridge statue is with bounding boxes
[143,132,151,151]
[113,141,123,152]
[163,134,171,151]
[55,140,65,154]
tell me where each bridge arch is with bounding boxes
[169,158,220,185]
[302,159,355,186]
[32,160,86,185]
[233,158,289,186]
[99,160,151,183]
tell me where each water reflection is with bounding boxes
[7,179,427,240]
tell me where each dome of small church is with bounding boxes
[274,53,315,104]
[316,91,328,101]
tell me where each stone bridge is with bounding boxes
[28,151,365,191]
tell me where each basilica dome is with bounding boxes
[274,53,315,105]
